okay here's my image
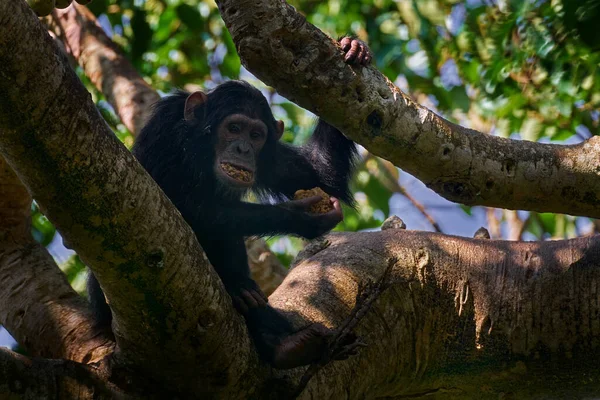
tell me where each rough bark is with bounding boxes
[0,348,128,400]
[0,155,113,363]
[270,230,600,399]
[4,225,600,399]
[246,238,288,296]
[0,234,114,364]
[0,1,257,395]
[215,0,600,218]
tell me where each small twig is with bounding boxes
[400,188,442,233]
[291,258,396,399]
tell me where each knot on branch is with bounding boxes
[147,247,165,269]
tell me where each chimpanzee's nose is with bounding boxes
[236,141,251,155]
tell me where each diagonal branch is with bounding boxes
[215,0,600,218]
[48,4,159,135]
[0,1,255,394]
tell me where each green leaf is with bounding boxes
[537,213,556,236]
[31,204,56,246]
[176,4,204,32]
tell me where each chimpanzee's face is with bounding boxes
[214,113,268,188]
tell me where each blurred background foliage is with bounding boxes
[26,0,600,293]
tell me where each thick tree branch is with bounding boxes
[246,237,288,296]
[4,1,600,398]
[0,157,113,363]
[0,348,129,399]
[216,0,600,218]
[0,236,114,363]
[0,158,30,239]
[269,230,600,398]
[0,1,257,394]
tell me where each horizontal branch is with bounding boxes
[216,0,600,218]
[269,230,600,398]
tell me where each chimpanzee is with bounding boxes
[88,37,372,369]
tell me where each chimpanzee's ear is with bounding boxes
[275,120,284,141]
[184,91,208,121]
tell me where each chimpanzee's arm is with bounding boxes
[195,201,341,240]
[302,120,358,204]
[259,37,371,204]
[262,124,357,204]
[259,37,372,205]
[200,235,267,312]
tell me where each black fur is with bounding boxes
[88,80,357,365]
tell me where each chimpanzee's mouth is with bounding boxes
[220,162,254,183]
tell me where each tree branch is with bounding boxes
[0,1,256,394]
[366,154,442,232]
[246,237,288,296]
[215,0,600,218]
[4,2,600,398]
[48,4,159,135]
[0,347,129,399]
[0,156,113,363]
[269,230,600,398]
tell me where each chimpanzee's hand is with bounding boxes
[300,197,343,239]
[279,195,323,213]
[339,37,372,66]
[225,278,268,314]
[308,197,343,238]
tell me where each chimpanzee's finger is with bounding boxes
[322,197,343,224]
[340,37,352,51]
[250,289,268,307]
[344,40,360,63]
[256,287,268,301]
[241,289,259,309]
[359,43,372,65]
[356,46,367,65]
[233,296,249,314]
[290,196,322,211]
[331,197,343,218]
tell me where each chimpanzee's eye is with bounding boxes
[250,131,264,140]
[229,123,241,133]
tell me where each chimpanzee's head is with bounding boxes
[184,81,284,190]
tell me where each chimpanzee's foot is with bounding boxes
[269,323,359,369]
[271,324,331,369]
